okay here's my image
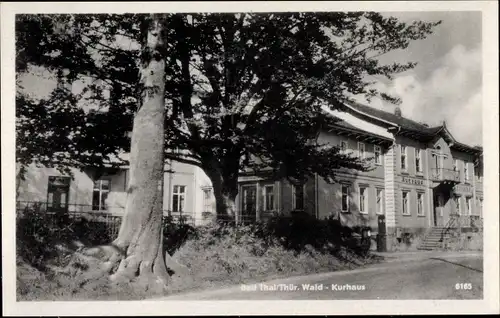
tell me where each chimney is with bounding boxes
[394,107,402,117]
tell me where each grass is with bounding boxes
[16,213,384,301]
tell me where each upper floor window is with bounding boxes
[400,145,407,171]
[358,142,365,159]
[453,159,459,172]
[172,185,186,213]
[341,185,350,212]
[374,145,382,165]
[292,184,304,211]
[415,149,423,173]
[93,179,110,211]
[359,186,368,214]
[263,185,275,211]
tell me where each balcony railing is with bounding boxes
[430,168,460,183]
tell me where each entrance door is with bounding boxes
[241,185,257,225]
[47,176,70,215]
[433,194,444,227]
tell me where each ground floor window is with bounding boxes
[263,185,275,211]
[172,185,186,213]
[376,188,384,214]
[359,186,368,214]
[341,185,350,212]
[417,192,425,216]
[92,179,110,211]
[202,188,213,213]
[292,184,304,211]
[402,191,410,215]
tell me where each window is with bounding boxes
[402,191,410,215]
[341,185,350,212]
[400,145,407,171]
[374,146,382,165]
[417,192,424,216]
[466,197,472,215]
[359,186,368,214]
[172,185,186,213]
[479,198,483,217]
[292,184,304,211]
[263,185,275,211]
[202,188,213,213]
[464,162,469,182]
[454,196,461,215]
[358,142,365,159]
[340,140,348,154]
[415,149,423,173]
[47,176,70,211]
[92,179,110,211]
[376,189,384,215]
[453,159,459,172]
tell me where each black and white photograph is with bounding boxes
[2,1,499,316]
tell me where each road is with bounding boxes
[161,251,483,300]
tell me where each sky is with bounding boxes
[355,11,482,146]
[19,11,483,146]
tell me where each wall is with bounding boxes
[316,131,386,179]
[17,164,94,209]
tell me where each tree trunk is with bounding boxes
[107,16,177,286]
[206,165,239,223]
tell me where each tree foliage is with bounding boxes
[16,12,441,215]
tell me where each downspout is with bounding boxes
[315,172,319,219]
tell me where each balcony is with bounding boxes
[430,168,460,183]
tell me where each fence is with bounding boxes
[16,201,199,240]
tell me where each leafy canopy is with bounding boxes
[16,12,441,183]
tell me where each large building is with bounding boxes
[17,100,483,249]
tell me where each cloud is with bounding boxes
[356,44,482,146]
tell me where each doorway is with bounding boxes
[433,194,444,227]
[47,176,70,215]
[241,185,257,225]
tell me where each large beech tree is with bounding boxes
[16,12,440,284]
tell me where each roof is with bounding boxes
[343,100,443,135]
[338,100,482,155]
